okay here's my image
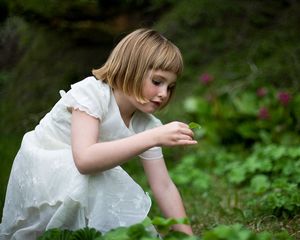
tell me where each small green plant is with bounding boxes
[222,144,300,215]
[188,122,205,140]
[188,122,202,130]
[38,217,197,240]
[37,219,294,240]
[170,155,211,192]
[38,227,102,240]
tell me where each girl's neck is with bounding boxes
[113,89,136,126]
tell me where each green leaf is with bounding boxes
[127,223,151,239]
[73,227,102,240]
[188,122,202,130]
[102,227,128,240]
[151,217,189,235]
[228,166,247,184]
[249,174,270,194]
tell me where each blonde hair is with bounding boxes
[92,28,183,102]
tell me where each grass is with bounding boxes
[124,146,300,238]
[138,161,300,238]
[182,184,300,238]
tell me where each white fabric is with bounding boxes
[139,147,163,160]
[0,76,163,240]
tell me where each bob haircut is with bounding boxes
[92,28,183,103]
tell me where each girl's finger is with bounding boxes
[180,128,194,137]
[178,139,198,145]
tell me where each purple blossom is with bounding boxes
[277,91,291,106]
[256,87,268,97]
[258,107,269,120]
[199,73,214,85]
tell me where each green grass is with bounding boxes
[182,182,300,238]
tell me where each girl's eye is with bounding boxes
[152,80,161,86]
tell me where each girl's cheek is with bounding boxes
[150,87,159,96]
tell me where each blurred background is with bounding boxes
[1,0,300,238]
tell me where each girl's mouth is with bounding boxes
[150,101,161,107]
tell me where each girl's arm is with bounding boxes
[142,158,194,235]
[71,109,196,174]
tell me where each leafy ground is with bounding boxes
[1,0,300,239]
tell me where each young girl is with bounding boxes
[0,28,196,239]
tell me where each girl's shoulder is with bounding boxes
[60,76,111,120]
[71,76,109,92]
[69,76,111,100]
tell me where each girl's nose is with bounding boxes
[158,86,168,99]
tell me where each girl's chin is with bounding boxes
[135,100,162,113]
[139,105,158,113]
[140,108,156,114]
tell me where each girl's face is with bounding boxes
[129,69,177,113]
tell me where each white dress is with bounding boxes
[0,77,163,240]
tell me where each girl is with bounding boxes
[0,28,196,239]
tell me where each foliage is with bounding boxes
[183,84,300,146]
[38,218,294,240]
[179,80,300,216]
[170,154,212,192]
[155,2,300,237]
[38,218,197,240]
[38,227,102,240]
[5,0,155,21]
[201,224,293,240]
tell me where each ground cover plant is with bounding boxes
[1,0,300,239]
[37,217,293,240]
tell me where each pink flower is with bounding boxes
[199,73,214,85]
[277,91,291,106]
[256,87,268,97]
[258,107,269,120]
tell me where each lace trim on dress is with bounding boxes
[139,147,163,160]
[60,89,101,119]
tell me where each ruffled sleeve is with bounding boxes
[139,146,163,160]
[132,112,164,160]
[59,76,109,120]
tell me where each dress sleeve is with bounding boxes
[136,114,164,160]
[139,146,163,160]
[59,76,109,120]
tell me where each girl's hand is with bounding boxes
[152,121,197,147]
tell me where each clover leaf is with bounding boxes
[188,122,202,130]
